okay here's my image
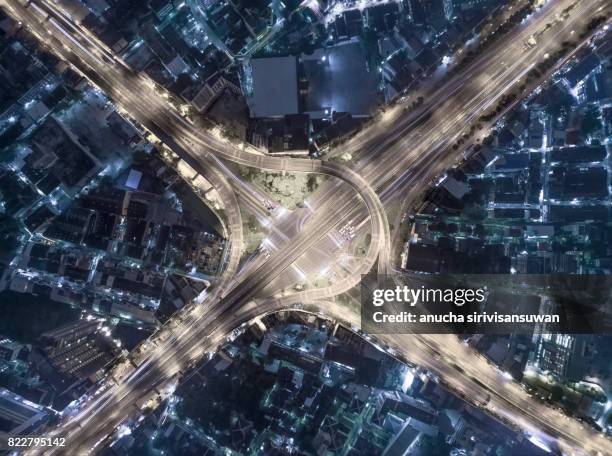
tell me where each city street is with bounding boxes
[1,0,611,453]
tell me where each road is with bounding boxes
[36,0,391,284]
[2,0,611,454]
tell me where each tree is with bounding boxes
[306,175,317,192]
[550,384,564,402]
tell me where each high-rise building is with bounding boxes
[0,338,23,362]
[531,333,591,381]
[41,319,117,381]
[0,388,50,435]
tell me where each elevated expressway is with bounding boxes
[8,0,389,286]
[2,0,611,454]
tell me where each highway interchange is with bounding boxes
[1,0,611,454]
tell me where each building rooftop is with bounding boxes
[564,53,601,87]
[248,56,299,118]
[0,388,49,434]
[125,169,143,190]
[302,41,382,118]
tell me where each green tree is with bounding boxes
[306,175,317,192]
[550,384,564,402]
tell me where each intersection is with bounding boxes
[2,0,611,453]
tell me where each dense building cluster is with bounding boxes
[0,17,227,326]
[101,313,550,456]
[403,41,612,276]
[401,37,612,429]
[0,6,227,435]
[51,0,508,157]
[0,0,611,453]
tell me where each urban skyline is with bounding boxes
[0,0,611,455]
